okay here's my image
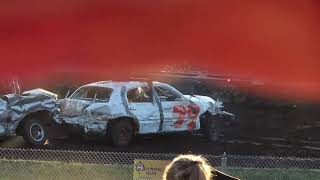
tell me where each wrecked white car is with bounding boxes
[54,81,235,146]
[0,89,58,146]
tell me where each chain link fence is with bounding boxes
[0,148,319,180]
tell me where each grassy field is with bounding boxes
[0,159,132,180]
[0,159,319,180]
[225,168,320,180]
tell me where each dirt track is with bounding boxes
[35,133,320,158]
[2,131,320,158]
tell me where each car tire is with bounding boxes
[22,117,48,147]
[111,121,133,147]
[205,117,222,143]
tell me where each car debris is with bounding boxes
[0,88,58,146]
[54,81,236,147]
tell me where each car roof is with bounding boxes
[82,81,165,89]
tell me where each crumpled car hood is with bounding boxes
[2,88,57,105]
[22,88,58,99]
[184,95,223,115]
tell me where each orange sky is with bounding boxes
[0,1,319,101]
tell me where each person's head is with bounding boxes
[163,155,213,180]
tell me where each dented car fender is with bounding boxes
[0,88,58,136]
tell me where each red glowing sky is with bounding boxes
[0,1,319,100]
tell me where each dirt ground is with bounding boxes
[38,133,320,158]
[1,130,320,158]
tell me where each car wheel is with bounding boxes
[23,117,48,147]
[111,121,133,147]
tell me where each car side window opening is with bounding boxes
[154,86,182,101]
[127,87,152,103]
[70,87,112,102]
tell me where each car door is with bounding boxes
[126,86,160,134]
[59,86,113,130]
[154,85,192,132]
[59,86,95,117]
[60,86,113,117]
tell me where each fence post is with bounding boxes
[221,152,227,171]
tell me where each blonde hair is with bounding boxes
[163,155,214,180]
